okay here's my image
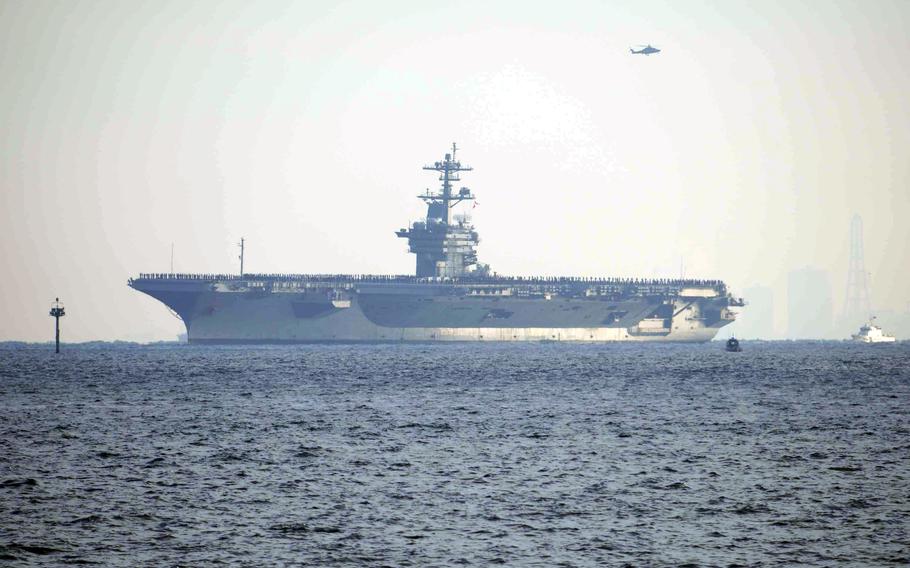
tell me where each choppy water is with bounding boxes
[1,342,908,566]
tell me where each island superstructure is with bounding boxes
[130,145,744,343]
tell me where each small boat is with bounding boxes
[725,337,742,352]
[851,318,896,344]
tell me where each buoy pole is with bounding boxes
[49,298,65,353]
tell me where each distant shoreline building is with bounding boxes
[788,268,834,339]
[739,285,774,339]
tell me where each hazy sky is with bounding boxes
[2,0,909,342]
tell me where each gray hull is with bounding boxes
[130,275,737,343]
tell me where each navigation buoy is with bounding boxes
[49,298,65,353]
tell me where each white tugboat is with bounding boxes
[851,318,896,344]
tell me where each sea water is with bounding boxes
[1,342,908,566]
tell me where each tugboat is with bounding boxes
[851,318,896,344]
[725,336,742,352]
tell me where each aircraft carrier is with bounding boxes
[130,145,743,343]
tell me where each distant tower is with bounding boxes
[842,214,871,322]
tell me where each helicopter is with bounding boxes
[630,44,661,56]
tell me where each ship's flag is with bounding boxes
[473,200,479,208]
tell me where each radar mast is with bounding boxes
[419,143,474,225]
